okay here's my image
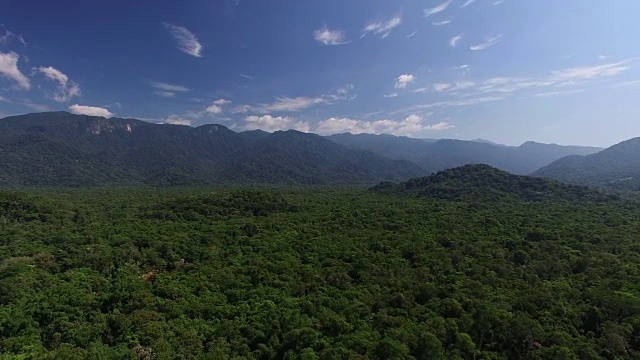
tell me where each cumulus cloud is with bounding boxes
[395,74,416,89]
[213,98,231,105]
[69,104,114,118]
[206,104,223,114]
[162,115,192,126]
[36,66,81,102]
[245,115,290,131]
[313,27,348,45]
[364,14,403,38]
[0,52,30,90]
[450,33,464,47]
[424,0,453,17]
[164,23,203,57]
[316,114,453,136]
[470,34,504,51]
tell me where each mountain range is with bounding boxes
[533,137,640,191]
[0,111,635,189]
[327,133,601,175]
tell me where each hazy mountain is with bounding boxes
[533,137,640,191]
[0,112,424,187]
[372,164,610,203]
[328,133,602,174]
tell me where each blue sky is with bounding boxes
[1,0,639,147]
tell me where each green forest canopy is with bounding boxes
[0,183,639,359]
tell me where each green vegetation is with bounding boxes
[534,137,640,191]
[1,176,639,359]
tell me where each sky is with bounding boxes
[1,0,639,147]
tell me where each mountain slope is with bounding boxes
[328,133,602,175]
[372,164,610,202]
[0,112,425,187]
[533,137,640,190]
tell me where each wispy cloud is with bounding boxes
[405,30,418,38]
[36,66,81,102]
[0,51,30,90]
[432,18,453,26]
[316,114,453,136]
[149,81,191,97]
[450,33,464,47]
[460,0,478,8]
[533,89,584,98]
[549,60,632,81]
[0,96,8,103]
[240,73,254,80]
[23,100,49,112]
[424,0,453,17]
[164,23,203,57]
[0,30,26,46]
[612,80,640,87]
[364,14,403,38]
[237,85,354,113]
[395,74,416,89]
[313,27,348,45]
[493,0,504,5]
[470,34,504,51]
[69,104,114,118]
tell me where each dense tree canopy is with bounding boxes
[0,185,639,359]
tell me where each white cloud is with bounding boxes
[470,34,504,51]
[0,52,30,90]
[450,33,464,47]
[23,100,49,112]
[162,115,192,126]
[238,85,355,113]
[213,98,231,105]
[149,81,190,92]
[424,0,453,17]
[364,14,403,38]
[69,104,114,118]
[155,91,175,97]
[433,83,453,92]
[432,18,453,26]
[384,93,399,98]
[164,23,203,57]
[613,80,640,87]
[36,66,81,102]
[493,0,504,5]
[206,104,223,114]
[549,61,632,81]
[406,30,418,38]
[460,0,477,8]
[316,114,453,136]
[533,89,584,98]
[244,115,293,131]
[313,27,348,45]
[0,95,9,102]
[240,73,254,80]
[395,74,416,89]
[0,31,26,45]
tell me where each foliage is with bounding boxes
[1,183,639,359]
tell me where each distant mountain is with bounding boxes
[533,137,640,191]
[0,112,425,187]
[328,133,601,175]
[372,164,611,203]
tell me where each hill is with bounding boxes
[328,133,602,175]
[0,112,425,187]
[372,164,611,202]
[533,137,640,191]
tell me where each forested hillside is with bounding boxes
[0,112,423,186]
[534,137,640,191]
[1,181,639,359]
